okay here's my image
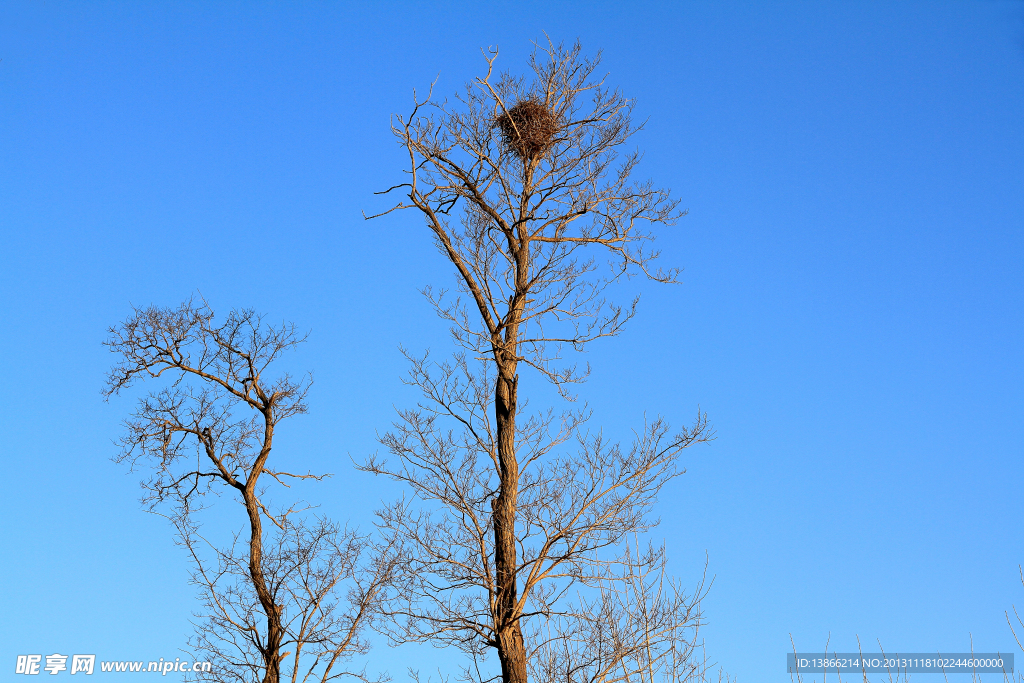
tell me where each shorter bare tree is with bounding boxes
[104,299,392,683]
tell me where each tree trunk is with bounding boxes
[244,489,284,683]
[493,357,526,683]
[492,222,529,682]
[245,419,284,683]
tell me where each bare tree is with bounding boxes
[104,300,393,683]
[366,40,716,683]
[1004,567,1024,683]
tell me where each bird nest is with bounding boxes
[495,99,558,161]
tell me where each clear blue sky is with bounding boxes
[1,2,1022,681]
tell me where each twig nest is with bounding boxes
[495,99,558,161]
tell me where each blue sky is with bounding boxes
[1,2,1022,681]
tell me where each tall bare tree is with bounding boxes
[104,300,393,683]
[367,40,716,683]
